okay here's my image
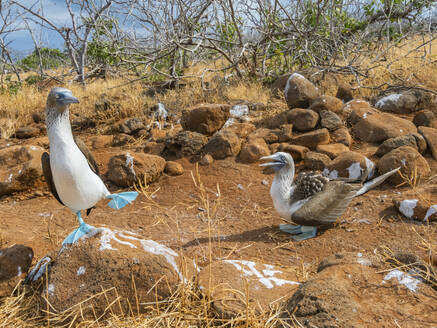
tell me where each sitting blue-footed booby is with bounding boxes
[260,152,399,240]
[42,87,138,245]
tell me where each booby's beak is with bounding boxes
[259,154,284,167]
[56,91,80,105]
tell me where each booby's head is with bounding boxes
[260,152,294,172]
[46,87,79,112]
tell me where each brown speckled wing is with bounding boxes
[293,171,329,201]
[41,152,64,206]
[292,181,360,226]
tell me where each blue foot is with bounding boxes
[279,224,317,241]
[107,191,139,210]
[63,211,95,245]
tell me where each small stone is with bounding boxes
[31,112,43,123]
[200,154,214,166]
[118,117,145,135]
[324,151,374,181]
[247,128,279,144]
[418,126,437,160]
[71,116,96,131]
[89,135,112,149]
[375,134,424,157]
[204,130,241,160]
[162,131,208,159]
[377,146,430,185]
[0,244,33,282]
[111,133,135,147]
[238,138,270,163]
[181,104,230,136]
[331,127,352,146]
[309,95,344,114]
[164,161,184,176]
[320,110,343,131]
[292,128,330,150]
[278,124,294,142]
[413,110,437,128]
[277,144,309,161]
[223,123,256,139]
[286,108,319,132]
[304,151,332,171]
[393,198,437,222]
[284,73,320,109]
[316,143,349,159]
[336,81,353,102]
[144,141,165,155]
[14,126,40,139]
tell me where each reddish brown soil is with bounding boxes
[1,135,436,278]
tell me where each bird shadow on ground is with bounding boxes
[181,225,282,248]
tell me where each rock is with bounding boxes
[163,131,208,159]
[277,144,309,161]
[149,128,167,141]
[111,133,135,147]
[319,110,343,131]
[317,252,374,272]
[0,244,33,282]
[284,73,320,109]
[336,81,353,102]
[292,128,330,150]
[71,116,96,131]
[375,133,426,157]
[150,103,168,120]
[413,110,437,128]
[198,260,300,318]
[204,130,241,160]
[89,135,112,149]
[285,259,435,327]
[223,123,256,139]
[330,127,352,146]
[181,104,230,135]
[377,146,430,185]
[31,112,43,123]
[309,95,344,114]
[144,141,165,155]
[343,99,376,124]
[323,151,374,180]
[0,244,34,297]
[277,124,294,142]
[247,128,279,144]
[118,118,145,135]
[238,138,270,163]
[199,154,214,166]
[375,90,437,114]
[0,145,45,196]
[14,126,40,139]
[164,161,184,176]
[304,151,332,171]
[393,198,437,222]
[271,73,291,97]
[45,228,193,319]
[353,113,417,143]
[316,143,349,159]
[286,108,319,131]
[418,126,437,160]
[107,152,165,187]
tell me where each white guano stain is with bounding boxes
[398,199,418,219]
[48,283,55,296]
[424,205,437,222]
[356,253,371,266]
[77,266,86,276]
[347,162,362,180]
[383,269,420,292]
[375,94,402,109]
[225,260,300,289]
[17,266,22,276]
[125,152,136,178]
[155,103,168,120]
[323,168,338,180]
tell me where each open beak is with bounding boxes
[259,154,283,167]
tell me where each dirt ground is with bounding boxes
[1,135,435,278]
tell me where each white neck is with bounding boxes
[46,106,74,145]
[270,164,296,219]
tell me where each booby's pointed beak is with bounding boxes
[61,93,80,104]
[259,154,283,167]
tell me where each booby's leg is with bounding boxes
[106,191,139,210]
[62,211,95,245]
[279,224,317,241]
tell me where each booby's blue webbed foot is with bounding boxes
[63,211,95,245]
[279,224,317,241]
[107,191,139,209]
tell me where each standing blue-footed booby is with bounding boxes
[42,87,138,245]
[260,152,399,241]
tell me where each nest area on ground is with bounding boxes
[0,67,436,328]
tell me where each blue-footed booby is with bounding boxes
[42,87,138,245]
[260,152,399,240]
